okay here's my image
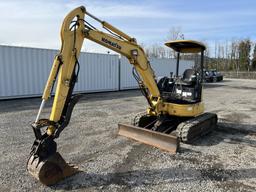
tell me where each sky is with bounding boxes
[0,0,256,55]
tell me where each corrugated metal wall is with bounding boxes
[74,53,119,93]
[119,57,194,90]
[119,56,138,90]
[0,45,119,99]
[0,46,57,99]
[0,45,194,99]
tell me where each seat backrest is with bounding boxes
[182,69,196,83]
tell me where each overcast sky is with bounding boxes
[1,0,256,54]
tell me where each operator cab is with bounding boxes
[157,40,206,104]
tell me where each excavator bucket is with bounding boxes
[118,123,179,154]
[27,152,79,186]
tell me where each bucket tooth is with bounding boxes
[27,152,79,186]
[118,123,179,154]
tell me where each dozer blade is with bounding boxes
[118,123,179,154]
[27,152,79,186]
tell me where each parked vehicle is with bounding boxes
[204,69,223,82]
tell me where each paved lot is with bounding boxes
[0,78,255,192]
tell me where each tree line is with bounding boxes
[206,39,256,71]
[144,28,256,72]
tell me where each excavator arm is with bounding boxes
[32,6,161,141]
[27,6,163,185]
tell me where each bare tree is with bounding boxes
[144,30,255,73]
[166,27,185,58]
[167,26,184,41]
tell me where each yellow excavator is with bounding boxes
[27,6,217,185]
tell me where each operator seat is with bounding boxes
[182,69,196,85]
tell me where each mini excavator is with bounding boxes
[27,6,217,185]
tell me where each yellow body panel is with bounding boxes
[162,102,204,117]
[148,101,204,117]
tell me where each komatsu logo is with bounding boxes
[101,37,121,50]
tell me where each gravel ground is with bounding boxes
[0,78,255,192]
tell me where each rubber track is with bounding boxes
[177,113,217,143]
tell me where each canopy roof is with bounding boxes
[165,40,206,53]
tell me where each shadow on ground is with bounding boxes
[203,83,226,89]
[0,90,142,113]
[51,166,256,191]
